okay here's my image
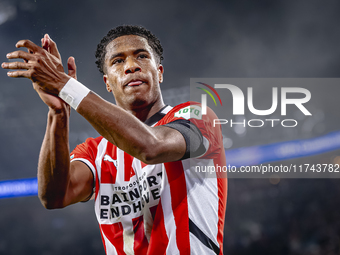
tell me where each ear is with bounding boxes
[103,75,112,92]
[158,64,164,84]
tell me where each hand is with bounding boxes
[40,34,77,80]
[34,59,76,112]
[2,34,77,112]
[33,57,75,112]
[2,36,70,96]
[37,34,78,112]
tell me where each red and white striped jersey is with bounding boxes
[70,102,228,255]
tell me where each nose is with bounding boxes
[124,57,141,74]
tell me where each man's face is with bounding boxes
[103,35,164,110]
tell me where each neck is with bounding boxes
[123,98,165,122]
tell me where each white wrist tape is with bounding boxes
[58,78,91,110]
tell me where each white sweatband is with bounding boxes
[59,78,91,110]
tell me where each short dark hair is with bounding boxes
[95,25,164,75]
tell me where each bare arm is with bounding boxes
[37,36,93,208]
[77,92,186,164]
[38,106,93,209]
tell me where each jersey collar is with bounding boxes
[144,105,173,126]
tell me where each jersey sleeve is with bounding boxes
[70,137,101,183]
[157,102,223,159]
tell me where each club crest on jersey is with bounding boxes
[103,154,118,168]
[174,105,202,120]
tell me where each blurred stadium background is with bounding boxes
[1,0,340,254]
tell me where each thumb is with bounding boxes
[67,56,77,80]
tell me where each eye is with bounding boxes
[113,58,124,64]
[138,54,148,59]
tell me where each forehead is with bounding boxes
[105,35,152,58]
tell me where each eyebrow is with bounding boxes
[134,48,149,55]
[108,52,124,62]
[108,48,150,62]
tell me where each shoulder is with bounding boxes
[72,136,106,155]
[157,102,199,124]
[81,136,105,147]
[157,101,218,125]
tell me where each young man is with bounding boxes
[2,25,227,254]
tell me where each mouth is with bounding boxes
[125,79,145,87]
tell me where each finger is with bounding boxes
[6,70,32,79]
[15,40,42,54]
[67,56,77,79]
[6,50,36,61]
[25,48,33,63]
[1,61,30,70]
[41,35,49,51]
[44,34,61,60]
